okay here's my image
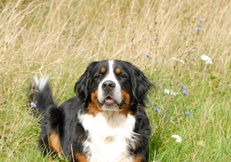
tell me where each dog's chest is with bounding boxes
[79,112,137,162]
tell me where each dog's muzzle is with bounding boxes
[97,80,124,111]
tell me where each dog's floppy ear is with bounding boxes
[74,62,98,101]
[130,64,152,105]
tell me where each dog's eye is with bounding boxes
[118,73,127,79]
[95,74,104,80]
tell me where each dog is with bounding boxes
[29,60,152,162]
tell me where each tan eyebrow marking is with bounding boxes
[100,67,106,74]
[115,67,121,75]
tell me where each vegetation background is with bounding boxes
[0,0,230,161]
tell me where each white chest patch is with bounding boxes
[78,112,137,162]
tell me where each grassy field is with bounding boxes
[0,0,230,161]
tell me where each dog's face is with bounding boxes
[75,60,152,114]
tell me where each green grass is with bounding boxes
[0,0,230,161]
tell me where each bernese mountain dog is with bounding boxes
[29,60,152,162]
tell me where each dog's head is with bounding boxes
[75,60,152,114]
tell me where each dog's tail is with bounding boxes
[28,76,57,117]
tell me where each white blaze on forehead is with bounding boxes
[98,60,122,103]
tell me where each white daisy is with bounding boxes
[201,54,213,64]
[164,89,179,96]
[172,57,185,64]
[172,135,182,143]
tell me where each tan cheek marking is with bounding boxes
[48,132,61,154]
[88,90,101,116]
[100,67,106,74]
[119,89,131,115]
[115,67,121,75]
[75,152,88,162]
[134,155,143,162]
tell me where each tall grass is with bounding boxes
[0,0,230,161]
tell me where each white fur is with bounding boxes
[98,60,122,104]
[78,111,137,162]
[32,75,49,91]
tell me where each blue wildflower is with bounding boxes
[145,53,152,58]
[179,83,187,90]
[157,82,163,89]
[183,90,188,96]
[185,112,193,117]
[199,18,205,22]
[146,100,153,105]
[164,115,169,119]
[30,102,37,108]
[154,107,161,113]
[195,26,201,31]
[179,83,188,96]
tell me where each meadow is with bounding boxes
[0,0,230,161]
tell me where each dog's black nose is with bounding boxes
[102,80,115,91]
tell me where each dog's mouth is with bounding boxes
[97,96,124,111]
[104,96,115,105]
